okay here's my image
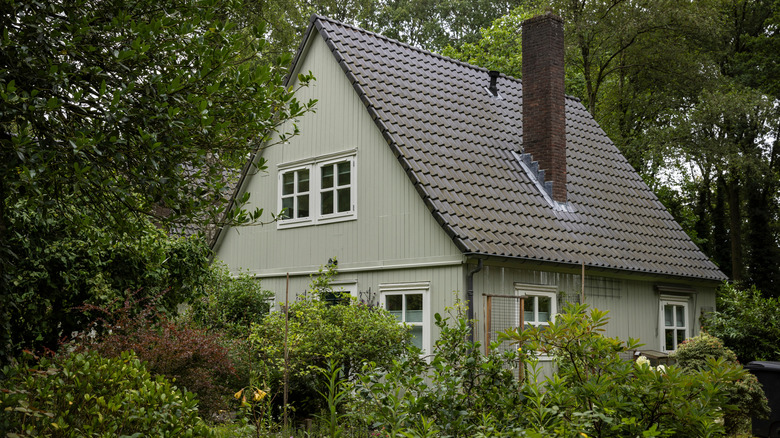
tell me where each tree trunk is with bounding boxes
[727,175,743,282]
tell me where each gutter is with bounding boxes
[466,258,483,344]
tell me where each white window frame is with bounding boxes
[380,282,430,353]
[277,150,357,229]
[514,284,557,327]
[278,164,312,225]
[660,295,690,353]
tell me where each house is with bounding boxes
[212,13,727,357]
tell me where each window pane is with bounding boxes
[524,297,536,323]
[337,161,350,186]
[538,296,551,322]
[677,329,686,346]
[282,172,294,195]
[405,294,423,323]
[322,164,334,189]
[298,195,309,218]
[387,295,403,322]
[282,196,293,218]
[337,188,351,213]
[676,306,685,328]
[298,169,309,192]
[321,190,334,215]
[665,329,675,351]
[409,325,423,349]
[664,305,673,327]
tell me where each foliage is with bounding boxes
[0,0,315,363]
[441,5,541,78]
[671,332,770,434]
[78,291,242,419]
[704,283,780,363]
[357,302,749,437]
[247,266,411,421]
[317,360,350,438]
[191,262,274,338]
[500,303,747,437]
[0,350,213,437]
[3,203,211,358]
[354,301,523,437]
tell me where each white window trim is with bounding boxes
[514,284,558,327]
[514,284,557,362]
[659,294,690,353]
[277,150,357,229]
[380,282,430,353]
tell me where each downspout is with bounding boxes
[466,259,484,344]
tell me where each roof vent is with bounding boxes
[485,70,502,99]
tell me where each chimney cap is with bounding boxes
[487,70,501,98]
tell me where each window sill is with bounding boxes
[277,214,357,230]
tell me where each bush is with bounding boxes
[79,291,242,420]
[507,304,746,437]
[357,303,751,437]
[0,350,213,437]
[704,283,780,363]
[354,301,522,437]
[191,262,274,338]
[248,266,411,421]
[672,332,770,435]
[3,201,211,360]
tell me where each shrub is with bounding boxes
[355,301,522,437]
[703,282,780,363]
[79,291,242,420]
[507,304,745,437]
[4,202,211,359]
[672,332,770,435]
[0,350,213,437]
[357,303,750,437]
[248,266,411,421]
[191,262,274,338]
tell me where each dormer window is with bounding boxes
[278,150,357,228]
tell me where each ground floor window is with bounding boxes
[514,284,558,328]
[380,282,429,352]
[660,296,689,352]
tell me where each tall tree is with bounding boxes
[0,0,315,360]
[445,0,780,294]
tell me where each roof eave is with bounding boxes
[463,251,728,285]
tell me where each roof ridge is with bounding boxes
[312,15,506,78]
[312,15,584,103]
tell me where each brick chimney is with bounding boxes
[521,12,566,202]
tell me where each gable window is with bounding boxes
[281,168,310,220]
[278,151,356,228]
[515,284,558,327]
[660,296,689,352]
[380,282,430,352]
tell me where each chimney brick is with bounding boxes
[522,13,566,202]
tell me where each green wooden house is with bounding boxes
[212,14,726,357]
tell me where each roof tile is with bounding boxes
[310,16,726,282]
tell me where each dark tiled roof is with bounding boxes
[302,15,726,282]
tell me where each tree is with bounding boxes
[445,0,780,294]
[0,0,316,362]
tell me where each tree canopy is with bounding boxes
[0,0,315,361]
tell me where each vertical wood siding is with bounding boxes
[471,263,717,352]
[215,32,463,276]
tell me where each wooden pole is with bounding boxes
[283,273,289,432]
[485,295,492,355]
[581,261,585,304]
[519,297,525,384]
